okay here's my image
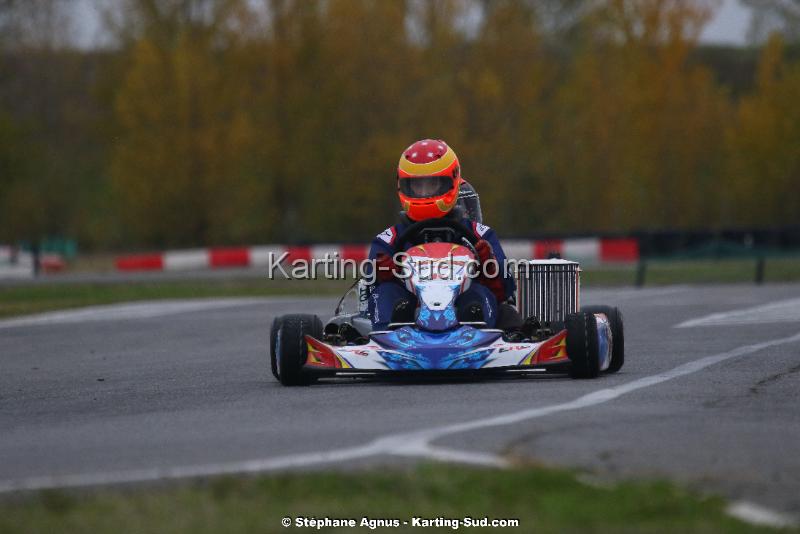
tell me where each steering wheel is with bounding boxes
[394,218,479,254]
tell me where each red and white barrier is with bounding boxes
[115,238,639,272]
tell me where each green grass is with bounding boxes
[0,278,351,319]
[582,257,800,287]
[0,464,787,534]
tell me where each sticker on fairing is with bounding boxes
[474,222,490,237]
[377,227,396,244]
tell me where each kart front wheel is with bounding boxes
[582,305,624,374]
[273,314,323,386]
[269,315,284,380]
[566,311,600,379]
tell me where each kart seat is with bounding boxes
[496,303,524,331]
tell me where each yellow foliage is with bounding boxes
[726,35,800,227]
[102,0,798,246]
[112,30,263,245]
[548,0,730,232]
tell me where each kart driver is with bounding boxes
[368,139,516,330]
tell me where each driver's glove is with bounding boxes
[475,240,505,303]
[475,239,494,265]
[374,253,399,283]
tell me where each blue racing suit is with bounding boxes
[367,217,515,330]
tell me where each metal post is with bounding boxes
[32,242,40,278]
[635,259,647,288]
[755,257,765,285]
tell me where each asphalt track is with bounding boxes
[1,284,799,522]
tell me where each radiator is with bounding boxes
[514,260,580,324]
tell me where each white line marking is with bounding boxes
[2,331,800,495]
[0,298,275,329]
[727,501,798,529]
[676,297,800,328]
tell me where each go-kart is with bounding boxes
[269,219,624,386]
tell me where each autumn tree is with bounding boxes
[111,0,263,245]
[546,0,730,232]
[306,0,416,239]
[459,0,551,234]
[4,0,795,249]
[0,113,41,241]
[0,0,97,244]
[725,35,800,226]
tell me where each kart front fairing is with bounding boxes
[304,325,569,372]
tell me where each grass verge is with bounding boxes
[0,278,351,319]
[0,464,788,534]
[583,257,800,286]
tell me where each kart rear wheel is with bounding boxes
[582,305,624,374]
[274,314,323,386]
[269,315,284,380]
[566,311,600,379]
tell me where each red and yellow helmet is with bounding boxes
[397,139,462,221]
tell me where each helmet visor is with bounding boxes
[398,175,454,199]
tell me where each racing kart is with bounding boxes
[269,219,624,386]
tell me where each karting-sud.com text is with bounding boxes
[264,251,527,284]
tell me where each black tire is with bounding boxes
[566,311,600,379]
[269,315,284,380]
[274,314,323,386]
[582,305,625,374]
